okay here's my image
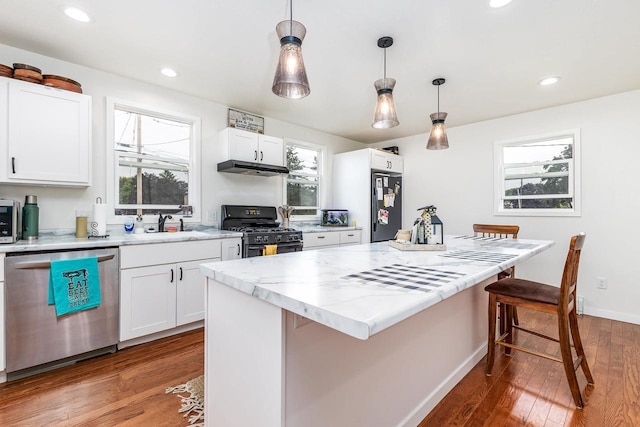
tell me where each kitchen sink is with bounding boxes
[128,230,210,240]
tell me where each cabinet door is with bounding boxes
[258,135,284,166]
[0,281,4,371]
[221,238,242,260]
[5,80,91,186]
[120,265,176,341]
[370,150,403,173]
[303,231,340,250]
[339,230,361,246]
[227,128,260,162]
[176,259,218,326]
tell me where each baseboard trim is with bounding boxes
[399,342,488,427]
[118,321,204,350]
[584,307,640,325]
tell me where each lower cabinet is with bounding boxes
[119,238,240,341]
[303,229,361,250]
[0,253,5,372]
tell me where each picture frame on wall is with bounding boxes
[228,108,264,134]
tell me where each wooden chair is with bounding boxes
[473,223,520,328]
[484,233,594,408]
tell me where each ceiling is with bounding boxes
[1,0,639,144]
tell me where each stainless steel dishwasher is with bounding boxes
[4,247,119,379]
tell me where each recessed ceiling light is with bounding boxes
[160,68,178,78]
[61,6,94,23]
[489,0,513,8]
[538,76,561,86]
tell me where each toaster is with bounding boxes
[0,199,21,243]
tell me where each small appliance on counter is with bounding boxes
[0,199,21,243]
[22,195,39,241]
[321,209,349,226]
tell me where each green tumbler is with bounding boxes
[22,195,39,241]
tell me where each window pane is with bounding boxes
[287,146,318,174]
[503,138,573,164]
[505,176,569,196]
[115,110,190,160]
[504,162,569,178]
[287,181,318,207]
[119,164,188,205]
[503,198,573,209]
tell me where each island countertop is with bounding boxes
[200,235,554,340]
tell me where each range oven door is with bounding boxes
[244,242,303,258]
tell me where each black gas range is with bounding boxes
[221,205,303,258]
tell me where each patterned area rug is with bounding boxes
[166,375,205,426]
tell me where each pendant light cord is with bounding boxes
[289,0,293,35]
[437,84,440,115]
[383,48,387,80]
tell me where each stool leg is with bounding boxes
[559,313,584,408]
[569,308,594,385]
[486,293,497,375]
[505,304,513,356]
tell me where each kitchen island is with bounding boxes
[200,235,554,427]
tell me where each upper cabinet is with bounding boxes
[219,127,284,167]
[370,149,403,173]
[0,77,92,187]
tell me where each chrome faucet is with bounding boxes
[158,213,172,232]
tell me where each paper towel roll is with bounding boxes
[91,200,107,236]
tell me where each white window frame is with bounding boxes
[105,97,202,224]
[494,128,581,217]
[283,139,326,221]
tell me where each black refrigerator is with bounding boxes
[371,172,402,242]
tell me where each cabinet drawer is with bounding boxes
[120,240,221,269]
[303,232,340,249]
[339,230,361,245]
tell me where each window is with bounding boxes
[106,98,201,222]
[284,140,325,219]
[494,129,580,216]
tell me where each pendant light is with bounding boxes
[372,36,399,129]
[272,0,310,99]
[426,78,449,150]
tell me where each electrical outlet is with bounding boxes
[207,210,217,222]
[596,277,608,289]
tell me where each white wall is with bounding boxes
[0,43,366,229]
[372,90,640,324]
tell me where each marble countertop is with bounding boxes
[200,235,554,340]
[0,228,242,253]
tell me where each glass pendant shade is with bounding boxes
[427,112,449,150]
[272,20,310,99]
[372,78,399,129]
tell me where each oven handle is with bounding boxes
[13,254,116,270]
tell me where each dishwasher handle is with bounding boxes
[13,254,116,270]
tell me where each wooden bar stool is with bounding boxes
[484,233,594,408]
[473,223,520,329]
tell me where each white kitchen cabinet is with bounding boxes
[119,239,229,341]
[0,76,92,187]
[221,238,242,260]
[370,148,403,173]
[339,229,362,246]
[303,229,361,250]
[219,127,284,166]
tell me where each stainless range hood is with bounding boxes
[217,160,290,176]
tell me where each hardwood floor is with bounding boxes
[0,329,204,426]
[420,308,640,426]
[0,310,638,426]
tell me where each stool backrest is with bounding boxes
[560,232,586,310]
[473,224,519,239]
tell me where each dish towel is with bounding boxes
[48,257,101,316]
[263,245,278,256]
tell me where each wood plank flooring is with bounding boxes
[0,329,204,426]
[0,309,638,426]
[420,308,640,426]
